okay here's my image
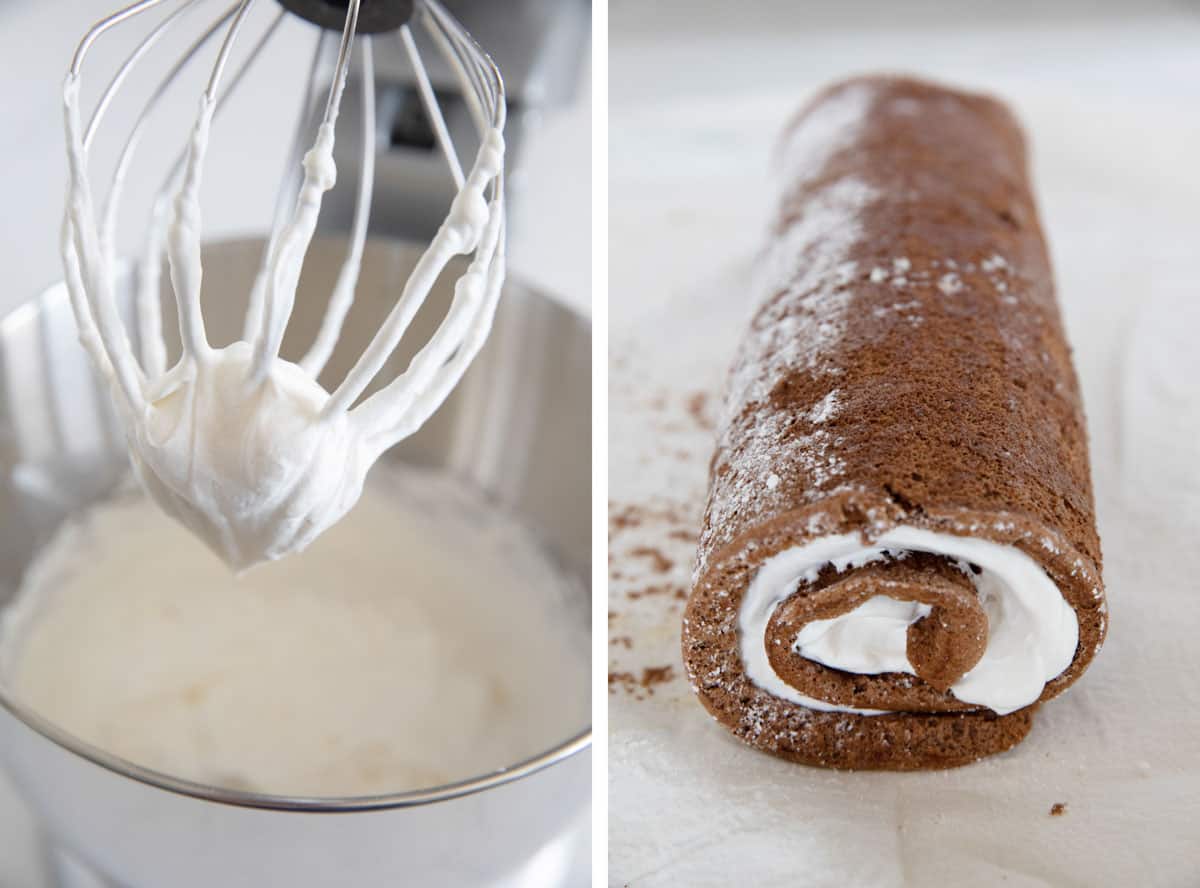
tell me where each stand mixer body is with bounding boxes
[323,0,590,243]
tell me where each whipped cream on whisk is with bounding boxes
[61,5,506,569]
[739,527,1079,715]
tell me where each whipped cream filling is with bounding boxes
[795,596,932,675]
[739,526,1079,715]
[61,23,506,570]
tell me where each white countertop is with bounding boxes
[0,2,588,884]
[609,1,1200,885]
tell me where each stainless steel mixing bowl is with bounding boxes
[0,237,591,887]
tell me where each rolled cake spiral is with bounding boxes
[682,75,1106,770]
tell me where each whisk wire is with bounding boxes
[248,0,362,381]
[84,0,202,149]
[319,0,361,125]
[423,1,504,128]
[204,0,258,100]
[66,0,507,458]
[243,26,330,343]
[165,0,258,358]
[137,7,287,374]
[422,11,486,133]
[358,185,504,447]
[321,0,505,422]
[70,0,175,78]
[399,23,464,190]
[104,3,242,258]
[299,36,376,377]
[64,0,174,411]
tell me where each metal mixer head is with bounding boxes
[277,0,417,34]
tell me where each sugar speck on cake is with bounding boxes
[938,272,964,295]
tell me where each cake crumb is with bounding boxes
[1049,802,1067,817]
[641,665,675,689]
[626,582,688,601]
[609,665,677,699]
[609,671,636,694]
[629,546,674,574]
[685,391,716,430]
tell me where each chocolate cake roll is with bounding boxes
[682,75,1106,770]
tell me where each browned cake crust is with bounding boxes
[681,75,1106,771]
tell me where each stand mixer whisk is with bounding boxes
[61,0,506,569]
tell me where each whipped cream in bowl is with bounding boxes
[1,463,589,798]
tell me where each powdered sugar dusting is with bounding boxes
[777,80,876,188]
[725,177,878,420]
[808,389,841,423]
[703,413,850,566]
[699,173,878,571]
[938,272,964,295]
[981,253,1009,273]
[868,258,924,291]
